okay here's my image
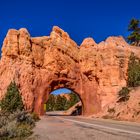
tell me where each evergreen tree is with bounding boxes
[54,95,67,111]
[0,81,24,112]
[46,92,80,111]
[46,94,55,111]
[127,53,140,87]
[127,18,140,46]
[64,99,71,110]
[69,92,80,107]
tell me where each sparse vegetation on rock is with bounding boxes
[117,53,140,102]
[118,87,130,102]
[107,52,140,121]
[107,107,115,114]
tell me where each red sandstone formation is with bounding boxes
[0,26,140,116]
[92,87,140,122]
[64,101,82,115]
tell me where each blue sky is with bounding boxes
[0,0,140,94]
[51,88,71,95]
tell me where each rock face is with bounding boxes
[93,87,140,122]
[64,101,82,115]
[0,26,140,116]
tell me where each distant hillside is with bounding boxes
[46,92,80,112]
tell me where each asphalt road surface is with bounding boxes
[31,113,140,140]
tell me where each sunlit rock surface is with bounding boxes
[0,26,140,118]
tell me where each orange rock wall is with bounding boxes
[0,26,139,115]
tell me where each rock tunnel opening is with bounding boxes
[44,88,83,116]
[34,78,101,116]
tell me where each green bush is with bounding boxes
[0,81,24,112]
[46,94,55,111]
[16,110,35,127]
[0,110,35,139]
[54,95,67,111]
[68,92,80,107]
[118,87,130,102]
[64,92,80,110]
[117,53,140,102]
[31,112,40,122]
[17,123,33,138]
[127,53,140,87]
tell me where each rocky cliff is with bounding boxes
[0,26,140,117]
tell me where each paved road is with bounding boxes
[31,115,140,140]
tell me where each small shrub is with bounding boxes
[108,107,115,114]
[1,81,24,113]
[17,124,33,138]
[5,120,17,138]
[16,110,35,127]
[31,112,40,122]
[118,87,130,102]
[0,110,35,139]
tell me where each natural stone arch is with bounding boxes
[39,80,84,115]
[33,75,101,115]
[0,26,138,116]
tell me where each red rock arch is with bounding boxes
[33,76,101,115]
[0,26,134,116]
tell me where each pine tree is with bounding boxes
[0,81,24,112]
[127,53,140,87]
[69,92,80,107]
[127,18,140,46]
[46,94,55,111]
[46,92,81,111]
[54,95,67,111]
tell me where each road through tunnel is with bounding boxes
[45,88,82,116]
[33,77,101,116]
